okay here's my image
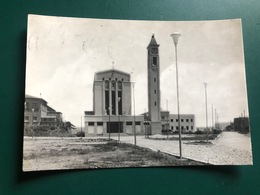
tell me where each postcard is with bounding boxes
[23,15,252,171]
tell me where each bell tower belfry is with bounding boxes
[147,35,161,134]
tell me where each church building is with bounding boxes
[84,69,145,136]
[84,35,195,136]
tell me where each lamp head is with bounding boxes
[170,32,181,45]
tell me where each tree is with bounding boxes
[61,121,76,131]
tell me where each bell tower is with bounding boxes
[147,35,161,134]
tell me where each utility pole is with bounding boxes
[81,115,82,138]
[211,104,214,130]
[118,98,121,141]
[203,82,209,143]
[166,99,169,140]
[132,82,136,146]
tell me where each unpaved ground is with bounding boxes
[119,132,253,165]
[23,137,205,171]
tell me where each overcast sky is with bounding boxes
[26,15,248,127]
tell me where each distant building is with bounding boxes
[234,117,249,134]
[160,111,195,133]
[24,94,62,128]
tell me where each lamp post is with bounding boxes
[144,108,147,138]
[108,107,111,139]
[211,104,214,131]
[171,32,182,159]
[204,82,209,143]
[31,108,34,126]
[118,97,121,141]
[132,81,136,146]
[166,99,169,140]
[81,115,83,138]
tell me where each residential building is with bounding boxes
[24,94,62,128]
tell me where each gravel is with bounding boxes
[118,132,253,165]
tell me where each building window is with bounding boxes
[32,103,38,111]
[181,126,184,130]
[135,122,141,125]
[25,102,29,109]
[97,122,103,126]
[105,80,109,90]
[191,119,193,122]
[126,122,132,125]
[176,119,178,122]
[112,81,116,90]
[105,91,109,115]
[171,119,173,122]
[88,122,94,126]
[176,126,179,130]
[118,81,122,90]
[112,91,116,115]
[24,116,29,120]
[33,116,37,121]
[181,119,184,122]
[154,89,156,94]
[154,101,156,106]
[186,119,189,122]
[186,126,189,130]
[171,126,173,130]
[154,78,156,82]
[118,91,122,115]
[152,57,157,66]
[191,126,193,130]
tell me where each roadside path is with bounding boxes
[118,132,253,165]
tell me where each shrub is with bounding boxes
[195,130,204,134]
[76,131,85,137]
[213,129,222,134]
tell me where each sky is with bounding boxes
[26,15,249,127]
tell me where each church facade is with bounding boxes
[84,69,145,136]
[84,35,195,136]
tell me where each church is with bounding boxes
[84,35,195,136]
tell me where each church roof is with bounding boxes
[94,69,131,81]
[147,34,159,47]
[95,69,130,77]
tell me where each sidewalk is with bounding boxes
[118,132,253,165]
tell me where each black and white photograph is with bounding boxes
[23,14,252,171]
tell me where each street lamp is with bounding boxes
[108,107,111,139]
[132,81,136,146]
[204,82,209,143]
[118,97,121,141]
[170,32,182,159]
[166,99,169,140]
[31,108,34,126]
[211,104,214,131]
[80,115,83,138]
[144,108,147,138]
